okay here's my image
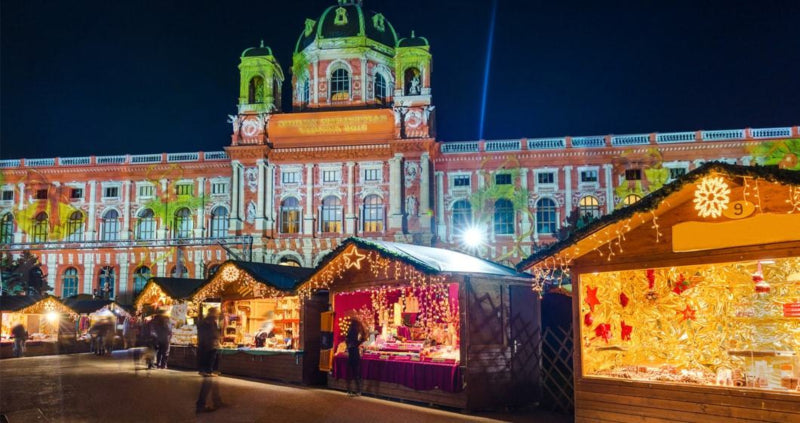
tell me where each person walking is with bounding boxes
[345,316,366,396]
[11,323,27,358]
[151,312,172,369]
[196,307,225,413]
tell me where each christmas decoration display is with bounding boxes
[693,176,731,218]
[753,262,771,294]
[619,292,629,308]
[620,321,633,341]
[16,296,78,320]
[585,286,601,313]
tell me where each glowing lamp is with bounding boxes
[462,226,485,248]
[46,311,60,323]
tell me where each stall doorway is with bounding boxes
[509,284,542,407]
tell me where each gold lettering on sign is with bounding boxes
[275,114,389,136]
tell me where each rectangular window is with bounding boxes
[1,190,13,201]
[625,169,642,181]
[282,171,300,184]
[322,170,340,183]
[537,172,555,184]
[669,167,687,180]
[364,169,381,182]
[176,184,193,196]
[495,174,512,185]
[453,175,470,187]
[70,188,83,200]
[103,187,119,198]
[35,189,48,200]
[211,182,227,195]
[138,185,154,198]
[580,170,598,183]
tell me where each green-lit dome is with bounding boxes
[295,1,398,53]
[242,41,274,58]
[397,31,429,48]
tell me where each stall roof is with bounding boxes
[517,163,800,271]
[0,295,39,312]
[317,237,530,278]
[62,298,130,316]
[146,278,206,300]
[226,260,315,290]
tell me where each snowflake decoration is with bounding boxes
[693,176,731,218]
[221,265,240,282]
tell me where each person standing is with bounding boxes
[196,307,225,413]
[152,312,173,369]
[11,324,27,358]
[345,317,366,396]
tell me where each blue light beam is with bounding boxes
[479,0,498,140]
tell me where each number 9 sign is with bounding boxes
[722,201,755,219]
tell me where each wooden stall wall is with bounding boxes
[301,291,328,385]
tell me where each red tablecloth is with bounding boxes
[332,354,462,393]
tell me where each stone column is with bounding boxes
[564,165,573,216]
[264,163,276,231]
[46,254,57,296]
[419,153,431,230]
[121,181,131,240]
[603,164,614,214]
[157,179,169,239]
[303,164,315,235]
[388,154,404,230]
[435,171,446,240]
[345,162,356,234]
[256,160,266,231]
[14,182,25,242]
[519,168,531,237]
[195,177,206,238]
[82,253,95,294]
[313,60,319,106]
[87,181,97,240]
[118,253,129,302]
[361,58,367,102]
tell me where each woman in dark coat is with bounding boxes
[345,316,366,396]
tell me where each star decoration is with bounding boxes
[343,245,366,270]
[678,305,696,321]
[585,286,601,313]
[621,321,633,341]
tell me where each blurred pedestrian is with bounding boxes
[151,312,172,369]
[11,323,27,358]
[345,316,366,396]
[122,317,137,349]
[197,307,221,376]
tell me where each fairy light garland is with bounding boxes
[788,185,800,213]
[17,297,78,320]
[190,263,288,314]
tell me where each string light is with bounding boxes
[17,297,78,320]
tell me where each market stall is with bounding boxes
[0,295,78,358]
[518,163,800,423]
[133,277,206,368]
[189,260,321,384]
[63,297,132,353]
[296,237,538,410]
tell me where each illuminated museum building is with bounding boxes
[1,0,797,302]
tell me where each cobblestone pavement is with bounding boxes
[0,354,571,423]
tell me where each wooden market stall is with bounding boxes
[189,260,322,384]
[63,297,132,353]
[296,237,539,410]
[133,277,206,368]
[0,295,78,358]
[518,163,800,423]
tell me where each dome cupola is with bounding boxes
[294,0,398,54]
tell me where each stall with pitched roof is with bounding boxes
[187,261,322,384]
[64,297,132,352]
[518,163,800,423]
[297,238,538,410]
[0,295,78,358]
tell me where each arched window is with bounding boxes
[32,212,48,243]
[362,195,384,232]
[101,209,119,241]
[374,73,387,102]
[622,194,641,206]
[210,206,229,238]
[248,75,264,104]
[279,257,302,267]
[404,67,421,95]
[320,196,342,233]
[170,265,189,278]
[579,196,601,219]
[452,200,472,232]
[301,78,310,105]
[330,68,350,102]
[174,208,193,239]
[133,266,151,296]
[0,213,14,244]
[494,199,514,235]
[66,211,84,242]
[61,267,79,298]
[280,198,301,234]
[136,209,156,240]
[536,198,557,234]
[98,266,115,299]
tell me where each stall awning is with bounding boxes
[193,261,315,302]
[133,277,206,312]
[0,295,78,319]
[63,299,130,317]
[0,295,38,312]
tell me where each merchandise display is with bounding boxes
[580,257,800,394]
[220,296,301,351]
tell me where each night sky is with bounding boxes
[2,0,798,159]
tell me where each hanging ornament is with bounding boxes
[753,262,771,294]
[594,323,612,343]
[672,273,693,295]
[620,321,633,341]
[585,286,601,313]
[619,292,630,308]
[583,312,594,327]
[678,305,696,321]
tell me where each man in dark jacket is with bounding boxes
[196,307,225,413]
[151,313,172,369]
[11,324,27,358]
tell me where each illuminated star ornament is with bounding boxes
[693,176,731,218]
[678,305,696,321]
[585,285,601,313]
[343,245,366,270]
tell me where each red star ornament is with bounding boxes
[621,321,633,341]
[678,305,696,321]
[343,246,366,270]
[585,286,601,313]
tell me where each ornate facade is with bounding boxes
[1,0,798,303]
